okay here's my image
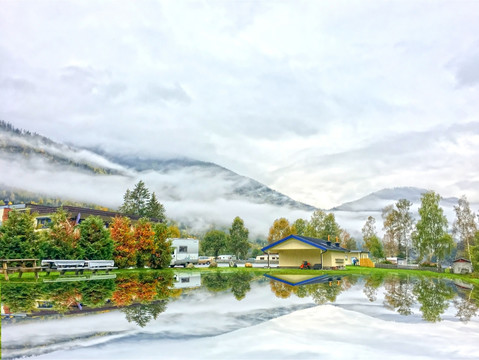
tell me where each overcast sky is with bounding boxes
[1,0,479,208]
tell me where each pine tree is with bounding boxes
[146,192,166,222]
[78,216,114,260]
[119,181,166,222]
[0,209,39,259]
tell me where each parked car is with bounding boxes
[198,256,214,265]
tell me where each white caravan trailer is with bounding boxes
[173,273,202,289]
[169,238,199,267]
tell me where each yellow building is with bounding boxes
[261,235,350,269]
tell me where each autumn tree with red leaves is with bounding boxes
[134,219,155,268]
[110,216,136,268]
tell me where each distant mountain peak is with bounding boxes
[331,186,459,212]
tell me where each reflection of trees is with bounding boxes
[229,272,253,300]
[270,280,293,299]
[122,301,168,327]
[201,272,254,300]
[383,275,415,316]
[202,272,230,292]
[363,273,386,302]
[43,282,82,313]
[413,278,455,322]
[453,285,478,323]
[112,272,174,306]
[307,282,343,305]
[269,278,345,304]
[341,275,360,291]
[454,297,478,323]
[294,285,308,298]
[80,279,116,307]
[1,272,174,317]
[2,279,117,314]
[1,283,42,313]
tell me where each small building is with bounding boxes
[386,257,406,265]
[261,235,349,269]
[1,203,161,229]
[348,250,370,265]
[452,258,473,274]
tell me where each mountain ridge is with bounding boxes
[0,121,316,212]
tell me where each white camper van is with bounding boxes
[217,255,236,261]
[169,238,199,267]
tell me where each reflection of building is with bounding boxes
[264,274,341,286]
[261,235,351,269]
[173,273,201,289]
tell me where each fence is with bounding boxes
[374,263,444,273]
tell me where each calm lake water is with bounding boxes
[2,271,479,360]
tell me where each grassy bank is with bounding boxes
[1,265,478,285]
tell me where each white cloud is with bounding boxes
[1,1,479,209]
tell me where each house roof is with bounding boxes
[261,234,349,253]
[453,258,471,263]
[23,204,162,223]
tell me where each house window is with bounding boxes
[180,277,190,283]
[335,258,344,264]
[179,246,188,253]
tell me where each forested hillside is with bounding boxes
[0,185,111,210]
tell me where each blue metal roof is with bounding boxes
[264,274,342,286]
[261,234,349,253]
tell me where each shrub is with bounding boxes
[380,260,393,265]
[420,262,437,268]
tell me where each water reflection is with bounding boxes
[265,273,478,323]
[2,272,478,326]
[1,272,174,327]
[265,274,344,303]
[2,272,479,359]
[383,275,415,316]
[202,272,254,300]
